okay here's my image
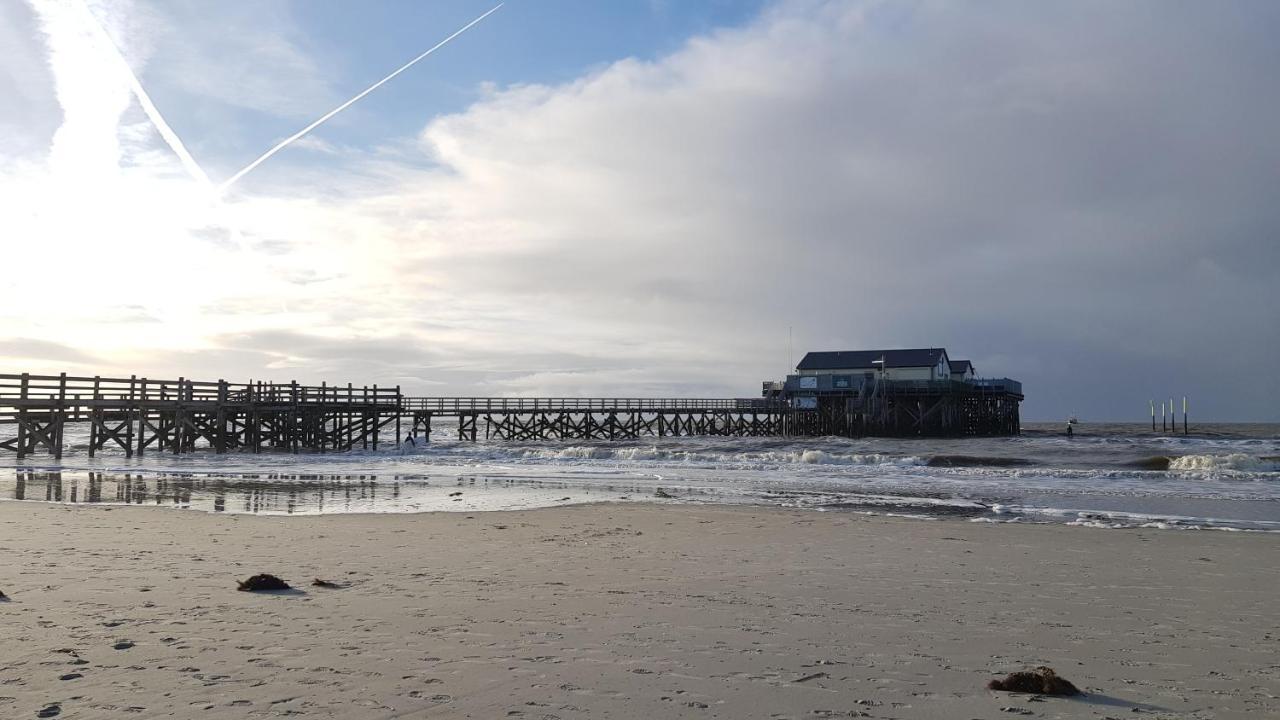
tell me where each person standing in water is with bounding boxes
[1066,423,1074,438]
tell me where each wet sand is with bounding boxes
[1,502,1276,719]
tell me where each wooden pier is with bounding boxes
[0,373,403,459]
[0,371,1023,458]
[402,397,788,442]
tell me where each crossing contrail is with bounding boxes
[218,2,504,194]
[77,0,212,189]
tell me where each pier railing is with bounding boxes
[0,373,788,424]
[886,378,1023,397]
[0,373,402,411]
[400,397,782,413]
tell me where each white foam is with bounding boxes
[1169,453,1279,472]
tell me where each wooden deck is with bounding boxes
[0,371,1022,458]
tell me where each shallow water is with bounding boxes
[1,422,1277,531]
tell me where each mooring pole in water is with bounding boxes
[1161,401,1166,432]
[1150,400,1155,431]
[1183,396,1188,435]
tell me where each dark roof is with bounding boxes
[949,360,973,374]
[797,348,948,371]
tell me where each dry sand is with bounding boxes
[1,502,1276,719]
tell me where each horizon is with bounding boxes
[2,0,1277,422]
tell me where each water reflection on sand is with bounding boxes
[1,470,648,515]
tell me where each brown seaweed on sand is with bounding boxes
[311,578,343,588]
[236,574,291,592]
[987,666,1081,696]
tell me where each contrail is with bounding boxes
[76,0,212,189]
[218,2,504,194]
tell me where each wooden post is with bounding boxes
[1150,400,1155,432]
[372,384,380,451]
[125,375,135,458]
[136,378,148,456]
[1161,400,1166,432]
[16,373,29,459]
[55,372,67,459]
[215,380,227,453]
[1183,396,1188,435]
[395,385,401,444]
[88,376,101,457]
[175,376,185,454]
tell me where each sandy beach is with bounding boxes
[1,502,1276,719]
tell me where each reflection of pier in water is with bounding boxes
[2,470,655,514]
[8,471,407,514]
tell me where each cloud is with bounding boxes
[0,339,99,366]
[339,0,1276,418]
[1,0,1277,420]
[0,2,60,162]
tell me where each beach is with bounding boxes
[2,502,1276,719]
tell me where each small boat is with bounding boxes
[1067,415,1079,425]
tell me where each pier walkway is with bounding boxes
[0,371,1021,458]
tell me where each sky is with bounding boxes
[1,0,1277,421]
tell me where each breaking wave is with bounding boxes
[1167,454,1280,472]
[505,445,928,468]
[1127,455,1173,470]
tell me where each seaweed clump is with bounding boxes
[987,666,1081,696]
[236,574,291,592]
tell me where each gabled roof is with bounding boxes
[797,348,948,371]
[949,360,973,374]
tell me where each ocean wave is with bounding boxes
[984,506,1280,532]
[1126,455,1172,470]
[1167,453,1280,472]
[506,445,928,468]
[926,454,1036,468]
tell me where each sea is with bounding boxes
[1,422,1277,532]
